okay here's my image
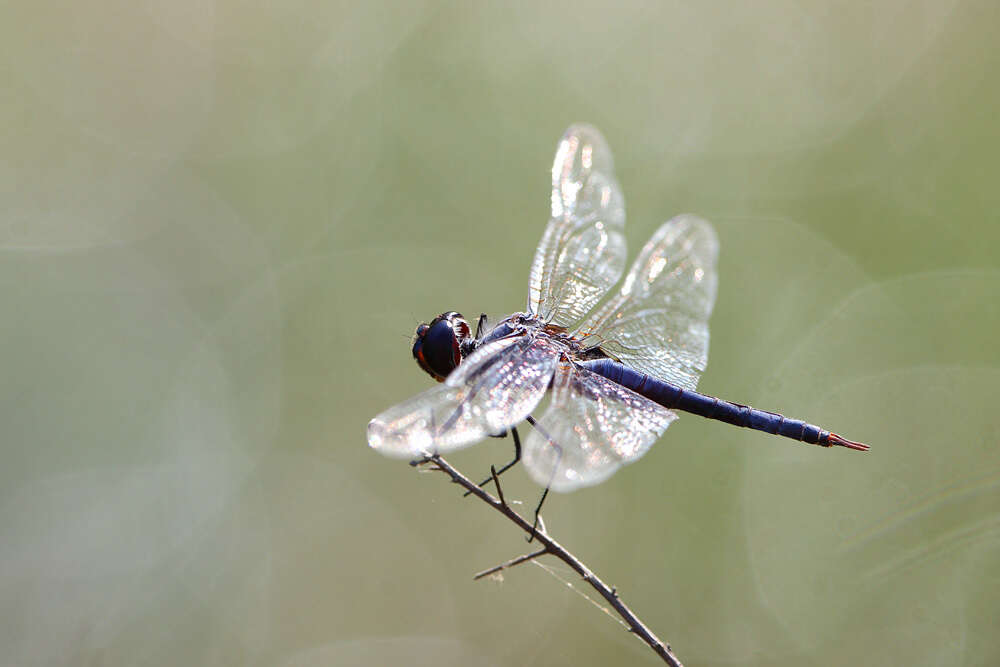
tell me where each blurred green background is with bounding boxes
[2,1,999,665]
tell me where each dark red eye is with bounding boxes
[412,312,469,381]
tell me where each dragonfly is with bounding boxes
[368,123,868,505]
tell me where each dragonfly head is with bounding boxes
[412,311,472,382]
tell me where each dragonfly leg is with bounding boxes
[464,426,522,496]
[474,313,488,340]
[525,415,559,543]
[528,486,550,543]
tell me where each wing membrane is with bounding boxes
[575,215,718,390]
[527,124,627,328]
[368,335,561,457]
[522,364,676,492]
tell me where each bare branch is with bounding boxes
[409,454,684,667]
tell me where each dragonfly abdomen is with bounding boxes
[579,359,869,451]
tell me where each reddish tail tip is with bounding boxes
[828,433,870,452]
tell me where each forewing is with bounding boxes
[527,124,627,328]
[522,364,676,492]
[368,335,561,457]
[575,215,718,391]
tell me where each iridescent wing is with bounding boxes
[527,124,627,328]
[522,363,677,491]
[368,334,561,457]
[574,215,719,391]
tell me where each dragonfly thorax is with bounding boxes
[412,311,472,382]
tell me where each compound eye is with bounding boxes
[412,312,470,381]
[420,319,461,379]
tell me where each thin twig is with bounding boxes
[473,547,549,580]
[409,454,684,667]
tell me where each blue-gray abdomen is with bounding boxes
[579,359,829,445]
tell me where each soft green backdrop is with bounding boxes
[2,1,998,665]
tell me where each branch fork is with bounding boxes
[408,454,684,667]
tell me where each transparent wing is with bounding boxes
[367,335,561,457]
[574,215,719,391]
[527,124,627,328]
[522,364,677,492]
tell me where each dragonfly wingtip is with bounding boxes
[828,433,870,452]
